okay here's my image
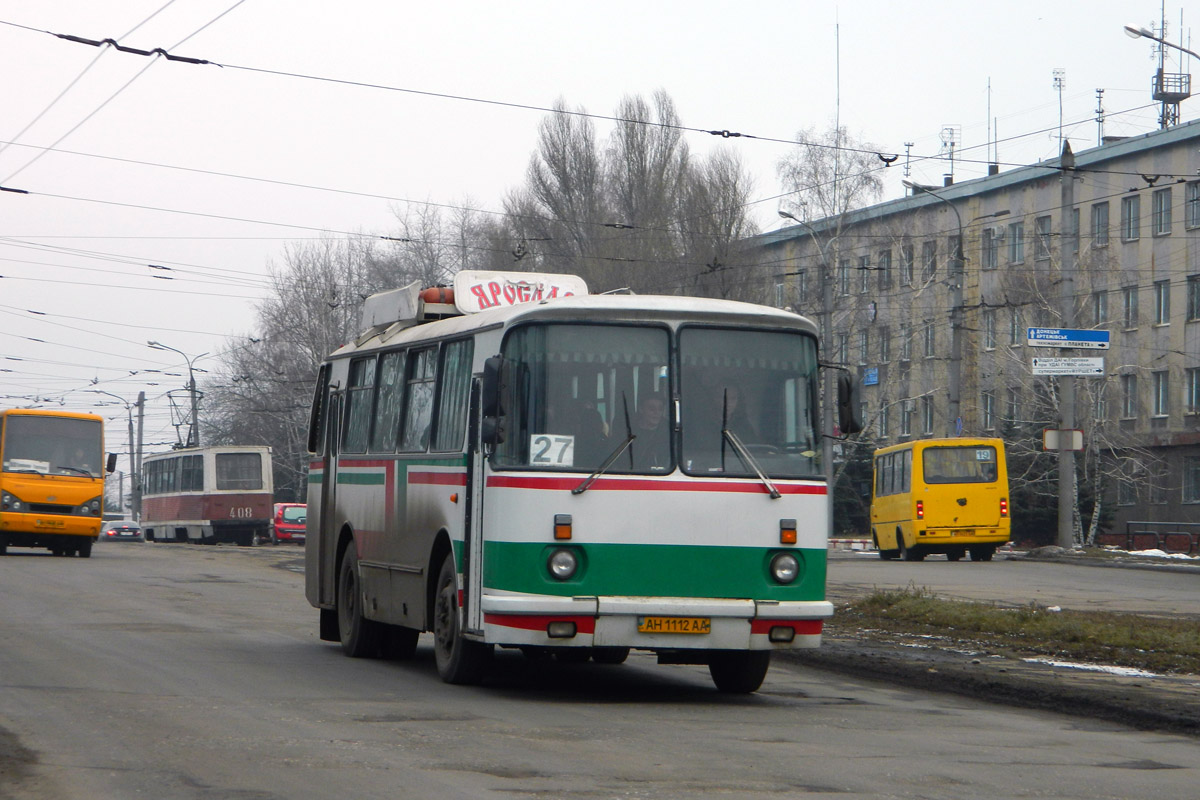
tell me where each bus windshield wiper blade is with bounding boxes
[572,433,636,495]
[722,429,781,499]
[55,465,94,477]
[574,391,635,495]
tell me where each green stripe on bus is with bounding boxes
[337,472,385,486]
[483,541,827,602]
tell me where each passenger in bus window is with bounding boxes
[629,393,670,471]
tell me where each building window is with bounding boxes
[1187,275,1200,321]
[1185,457,1200,503]
[1150,461,1168,505]
[878,404,890,438]
[1006,388,1020,423]
[1186,367,1200,413]
[878,249,892,290]
[1118,471,1138,506]
[1091,202,1109,247]
[901,400,913,436]
[879,326,891,363]
[836,332,849,365]
[859,255,871,293]
[1123,285,1139,328]
[838,260,850,295]
[1152,370,1169,417]
[1152,187,1172,235]
[1186,181,1200,229]
[983,308,996,349]
[857,331,869,365]
[981,390,996,430]
[921,396,934,434]
[923,322,936,358]
[981,228,999,270]
[1121,195,1141,241]
[922,239,937,281]
[1092,290,1108,325]
[899,323,912,361]
[774,282,785,307]
[1094,384,1109,423]
[900,243,914,285]
[1009,307,1022,346]
[1121,373,1138,418]
[1007,221,1025,264]
[1035,215,1052,260]
[1154,279,1171,325]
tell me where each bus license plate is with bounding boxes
[637,616,711,634]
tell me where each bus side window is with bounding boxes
[431,339,473,451]
[371,351,406,453]
[343,356,378,454]
[400,347,437,452]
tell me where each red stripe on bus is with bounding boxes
[750,619,823,635]
[409,471,467,486]
[486,475,826,495]
[484,613,598,635]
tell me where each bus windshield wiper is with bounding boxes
[573,393,634,495]
[55,465,94,477]
[722,428,781,499]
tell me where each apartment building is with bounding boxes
[754,119,1200,534]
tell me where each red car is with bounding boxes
[271,503,306,544]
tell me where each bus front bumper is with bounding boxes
[480,595,833,651]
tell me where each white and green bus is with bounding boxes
[305,270,861,692]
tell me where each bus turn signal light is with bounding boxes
[554,514,572,540]
[779,518,797,544]
[1000,497,1008,517]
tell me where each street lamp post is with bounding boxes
[147,341,207,448]
[89,390,137,518]
[903,180,964,436]
[778,209,836,538]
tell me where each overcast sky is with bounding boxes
[0,0,1192,456]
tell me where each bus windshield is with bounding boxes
[491,322,822,479]
[1,415,103,477]
[494,323,671,472]
[680,327,821,479]
[922,445,999,484]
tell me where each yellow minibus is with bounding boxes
[870,437,1010,562]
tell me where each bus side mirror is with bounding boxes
[106,452,118,474]
[837,373,863,435]
[481,356,509,445]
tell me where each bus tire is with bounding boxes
[337,546,382,658]
[592,647,630,665]
[899,535,923,561]
[946,548,964,562]
[379,624,420,660]
[0,536,7,556]
[78,540,93,558]
[432,553,491,684]
[708,651,770,694]
[969,546,995,562]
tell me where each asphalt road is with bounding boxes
[1,543,1197,800]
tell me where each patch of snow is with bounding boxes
[1022,657,1159,678]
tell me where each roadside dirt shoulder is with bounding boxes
[781,551,1200,737]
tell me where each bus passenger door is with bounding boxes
[318,391,344,606]
[463,378,486,634]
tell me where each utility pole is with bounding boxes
[1057,143,1078,548]
[134,391,145,521]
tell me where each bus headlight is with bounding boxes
[770,552,800,584]
[77,496,102,516]
[1,491,21,511]
[547,548,578,581]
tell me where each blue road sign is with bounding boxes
[1026,327,1111,350]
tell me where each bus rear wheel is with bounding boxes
[969,546,996,562]
[899,535,924,562]
[337,546,382,658]
[708,651,770,693]
[432,553,491,684]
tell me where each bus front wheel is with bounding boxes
[709,651,770,693]
[337,546,382,658]
[432,553,491,684]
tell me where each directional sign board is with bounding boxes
[1030,356,1105,376]
[1026,327,1110,349]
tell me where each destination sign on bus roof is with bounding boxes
[453,270,589,314]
